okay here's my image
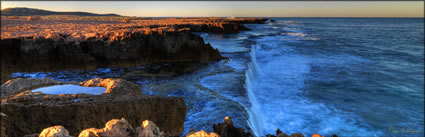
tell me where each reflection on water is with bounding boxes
[32,84,106,95]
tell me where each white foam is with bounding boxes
[244,35,382,136]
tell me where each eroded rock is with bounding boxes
[1,78,140,97]
[1,78,70,96]
[39,126,72,137]
[80,78,141,95]
[213,116,251,137]
[185,130,219,137]
[78,118,134,137]
[0,31,224,83]
[1,78,186,137]
[135,120,166,137]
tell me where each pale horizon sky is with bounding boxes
[1,1,424,17]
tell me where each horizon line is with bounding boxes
[2,4,423,18]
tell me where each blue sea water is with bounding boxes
[12,18,424,137]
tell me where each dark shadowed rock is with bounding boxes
[135,120,167,137]
[0,31,224,83]
[122,62,208,78]
[276,129,289,137]
[289,133,304,137]
[213,116,251,137]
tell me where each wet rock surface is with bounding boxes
[122,62,208,78]
[0,78,186,137]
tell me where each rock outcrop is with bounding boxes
[78,118,135,137]
[212,116,251,137]
[80,78,141,95]
[0,78,140,97]
[39,126,72,137]
[0,30,223,83]
[0,78,186,137]
[265,129,339,137]
[0,17,268,82]
[186,130,219,137]
[0,77,71,96]
[135,120,167,137]
[28,118,171,137]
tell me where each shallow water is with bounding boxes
[32,84,106,95]
[12,18,424,137]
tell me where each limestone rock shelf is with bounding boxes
[1,17,268,82]
[0,78,186,137]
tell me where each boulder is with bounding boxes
[212,116,251,137]
[312,133,324,137]
[39,126,72,137]
[78,118,134,137]
[135,120,166,137]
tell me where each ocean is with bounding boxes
[13,18,424,137]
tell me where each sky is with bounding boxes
[1,1,424,17]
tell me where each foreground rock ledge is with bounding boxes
[0,78,186,137]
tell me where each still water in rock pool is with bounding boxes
[31,84,106,95]
[12,18,424,137]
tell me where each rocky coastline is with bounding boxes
[0,17,267,82]
[0,17,339,137]
[1,78,338,137]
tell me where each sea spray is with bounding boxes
[245,44,266,136]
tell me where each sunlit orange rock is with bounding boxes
[39,126,71,137]
[80,78,141,95]
[186,130,219,137]
[78,118,133,137]
[312,133,324,137]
